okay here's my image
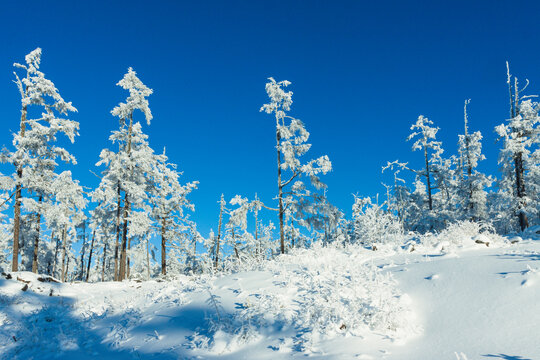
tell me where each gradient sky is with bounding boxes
[1,1,540,237]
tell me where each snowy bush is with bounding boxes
[419,220,506,251]
[233,243,417,350]
[352,196,404,247]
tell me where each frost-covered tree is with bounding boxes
[2,48,79,272]
[45,171,86,281]
[260,78,331,253]
[93,68,154,281]
[407,115,442,212]
[404,115,458,231]
[494,64,540,232]
[213,194,226,269]
[149,149,198,276]
[221,194,277,264]
[382,160,410,227]
[93,68,197,280]
[112,68,153,280]
[455,100,491,221]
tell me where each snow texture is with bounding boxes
[1,234,540,359]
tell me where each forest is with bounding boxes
[0,47,539,282]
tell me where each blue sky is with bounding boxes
[1,0,540,237]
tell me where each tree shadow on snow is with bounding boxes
[493,252,540,262]
[483,354,533,360]
[0,278,218,360]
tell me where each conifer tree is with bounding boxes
[495,64,540,231]
[260,78,331,253]
[3,48,78,271]
[149,149,198,276]
[455,100,491,221]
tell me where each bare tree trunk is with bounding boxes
[119,114,134,281]
[65,255,71,283]
[290,219,295,248]
[86,229,96,282]
[514,153,529,231]
[78,221,87,280]
[119,202,128,279]
[101,242,107,282]
[214,194,225,269]
[114,184,121,281]
[507,65,529,232]
[192,231,197,257]
[52,232,58,277]
[12,102,27,272]
[146,236,150,280]
[126,233,131,279]
[61,225,67,282]
[12,180,22,272]
[161,218,166,275]
[232,228,239,259]
[424,147,433,211]
[254,205,260,256]
[277,127,285,254]
[32,196,43,273]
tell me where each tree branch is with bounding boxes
[0,190,17,209]
[281,170,300,188]
[260,202,279,212]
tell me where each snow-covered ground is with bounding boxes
[1,237,540,359]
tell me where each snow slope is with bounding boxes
[1,240,540,360]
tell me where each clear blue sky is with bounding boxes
[1,0,540,237]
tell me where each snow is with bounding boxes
[1,239,540,359]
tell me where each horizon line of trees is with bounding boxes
[0,48,538,282]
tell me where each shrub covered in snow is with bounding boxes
[352,196,404,248]
[192,242,419,354]
[419,220,507,251]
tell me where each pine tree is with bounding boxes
[494,63,540,232]
[149,149,198,276]
[3,48,78,272]
[407,115,442,213]
[260,78,331,253]
[93,68,154,281]
[455,100,491,221]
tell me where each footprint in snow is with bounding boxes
[355,354,374,359]
[521,266,538,287]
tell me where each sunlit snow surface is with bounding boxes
[1,238,540,359]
